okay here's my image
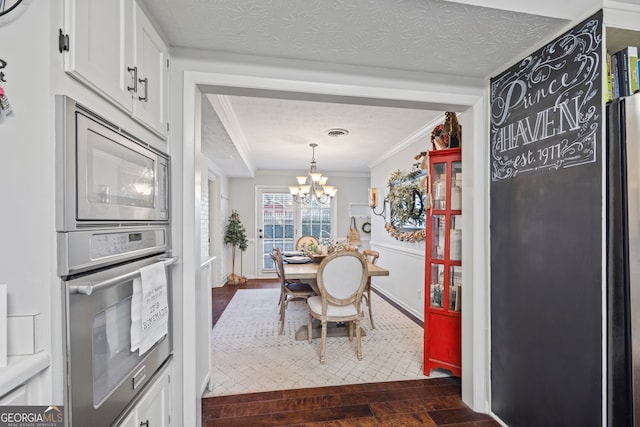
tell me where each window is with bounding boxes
[259,189,336,273]
[300,198,332,245]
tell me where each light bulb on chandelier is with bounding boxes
[289,143,337,204]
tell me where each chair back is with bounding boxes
[362,249,379,265]
[317,251,368,306]
[271,248,286,287]
[296,235,319,251]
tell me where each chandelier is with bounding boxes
[289,143,337,204]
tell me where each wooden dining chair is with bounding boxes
[295,235,319,251]
[362,249,380,329]
[271,248,316,335]
[307,250,368,364]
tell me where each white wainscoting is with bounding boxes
[368,241,425,321]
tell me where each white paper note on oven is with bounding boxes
[130,262,169,355]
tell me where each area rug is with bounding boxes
[205,288,448,397]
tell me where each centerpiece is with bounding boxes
[301,240,327,263]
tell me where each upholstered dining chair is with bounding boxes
[295,235,319,251]
[361,249,380,329]
[271,248,316,335]
[307,250,368,364]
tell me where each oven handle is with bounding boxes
[69,256,179,296]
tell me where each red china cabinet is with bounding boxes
[424,147,462,376]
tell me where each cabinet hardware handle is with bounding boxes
[138,77,148,102]
[127,66,138,93]
[140,421,149,427]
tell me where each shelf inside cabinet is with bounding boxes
[607,27,640,54]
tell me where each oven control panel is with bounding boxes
[57,226,170,277]
[90,230,166,259]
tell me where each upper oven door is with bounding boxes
[56,96,169,230]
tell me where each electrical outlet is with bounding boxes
[416,288,421,298]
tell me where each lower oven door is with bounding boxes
[63,255,176,427]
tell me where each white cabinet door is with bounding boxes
[136,365,170,427]
[115,362,171,427]
[64,0,134,111]
[133,3,169,137]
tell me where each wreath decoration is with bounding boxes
[384,160,428,242]
[361,221,371,234]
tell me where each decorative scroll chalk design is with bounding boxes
[490,12,602,181]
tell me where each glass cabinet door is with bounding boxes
[451,161,462,211]
[430,263,445,308]
[449,265,462,311]
[426,151,462,314]
[432,163,447,210]
[450,214,461,261]
[430,215,445,260]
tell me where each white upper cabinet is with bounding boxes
[132,3,168,138]
[63,0,134,110]
[63,0,169,138]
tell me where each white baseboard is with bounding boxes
[200,373,211,395]
[372,284,424,322]
[488,411,508,427]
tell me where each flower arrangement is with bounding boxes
[301,241,321,257]
[327,241,357,253]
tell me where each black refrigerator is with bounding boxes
[607,93,640,427]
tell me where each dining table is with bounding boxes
[284,260,389,283]
[284,258,389,340]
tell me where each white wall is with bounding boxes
[0,1,55,404]
[201,177,210,259]
[368,127,432,318]
[0,0,52,324]
[202,157,229,287]
[227,171,369,279]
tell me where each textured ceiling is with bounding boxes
[203,94,443,176]
[138,0,588,176]
[141,0,570,78]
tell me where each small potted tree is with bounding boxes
[223,210,248,285]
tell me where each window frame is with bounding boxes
[257,186,338,275]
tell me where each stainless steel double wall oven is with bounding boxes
[55,96,174,427]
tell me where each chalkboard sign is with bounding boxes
[490,11,603,427]
[491,15,601,180]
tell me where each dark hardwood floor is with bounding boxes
[203,279,499,427]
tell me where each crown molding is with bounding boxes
[368,113,446,168]
[205,94,256,175]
